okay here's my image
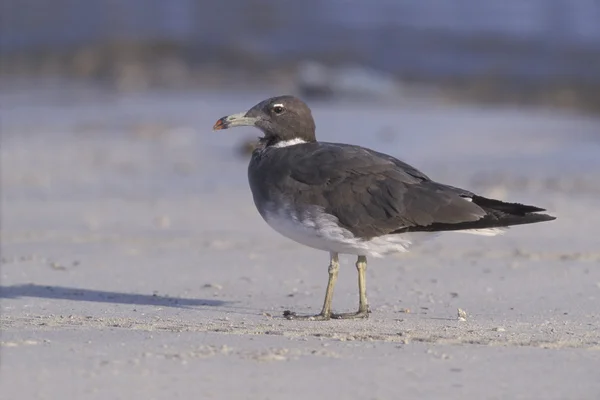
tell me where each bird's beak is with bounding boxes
[213,112,259,131]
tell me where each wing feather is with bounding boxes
[287,143,486,238]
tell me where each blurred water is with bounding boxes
[2,0,600,80]
[4,0,600,50]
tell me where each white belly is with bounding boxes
[262,204,423,257]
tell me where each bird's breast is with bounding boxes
[247,151,288,218]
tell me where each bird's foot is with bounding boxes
[283,310,331,321]
[331,308,370,320]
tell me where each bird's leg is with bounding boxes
[331,255,370,319]
[283,252,339,321]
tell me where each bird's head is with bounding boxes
[213,95,316,147]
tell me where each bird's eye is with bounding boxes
[272,104,285,114]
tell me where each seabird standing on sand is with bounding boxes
[213,95,556,321]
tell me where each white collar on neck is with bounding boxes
[272,138,307,148]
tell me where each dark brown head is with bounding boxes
[213,96,316,147]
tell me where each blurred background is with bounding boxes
[1,0,600,239]
[2,0,600,235]
[2,0,600,111]
[2,0,600,209]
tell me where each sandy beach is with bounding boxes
[2,89,600,399]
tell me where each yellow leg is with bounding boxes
[331,255,369,319]
[284,252,339,321]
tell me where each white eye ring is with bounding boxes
[272,104,285,114]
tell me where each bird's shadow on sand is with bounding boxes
[0,284,229,309]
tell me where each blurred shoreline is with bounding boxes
[3,0,600,114]
[2,45,599,115]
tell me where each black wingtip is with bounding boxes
[525,213,556,223]
[471,195,550,216]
